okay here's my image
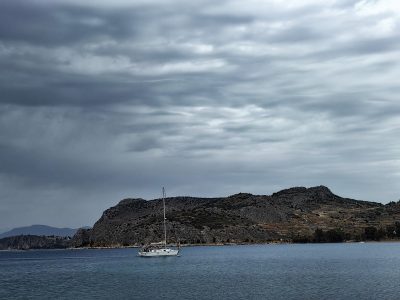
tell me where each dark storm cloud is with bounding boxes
[0,74,161,107]
[0,0,139,45]
[0,0,399,229]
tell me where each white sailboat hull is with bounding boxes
[138,248,179,257]
[138,188,180,258]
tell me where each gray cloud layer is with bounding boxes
[0,0,399,230]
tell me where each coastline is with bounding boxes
[2,239,400,252]
[65,239,400,250]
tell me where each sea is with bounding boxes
[1,243,400,299]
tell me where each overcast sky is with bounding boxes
[0,0,399,231]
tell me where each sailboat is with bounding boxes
[138,187,180,257]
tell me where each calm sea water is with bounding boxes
[1,243,400,299]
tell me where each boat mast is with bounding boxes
[162,187,167,247]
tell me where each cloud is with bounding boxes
[0,0,399,229]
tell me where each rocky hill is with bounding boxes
[72,186,400,247]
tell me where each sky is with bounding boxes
[0,0,399,231]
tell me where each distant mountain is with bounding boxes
[0,225,80,239]
[0,235,70,250]
[71,185,400,247]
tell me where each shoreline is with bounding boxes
[72,238,400,249]
[3,239,400,252]
[39,239,400,251]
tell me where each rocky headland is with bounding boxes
[71,185,400,247]
[3,186,399,250]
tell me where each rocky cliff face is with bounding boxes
[72,186,400,247]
